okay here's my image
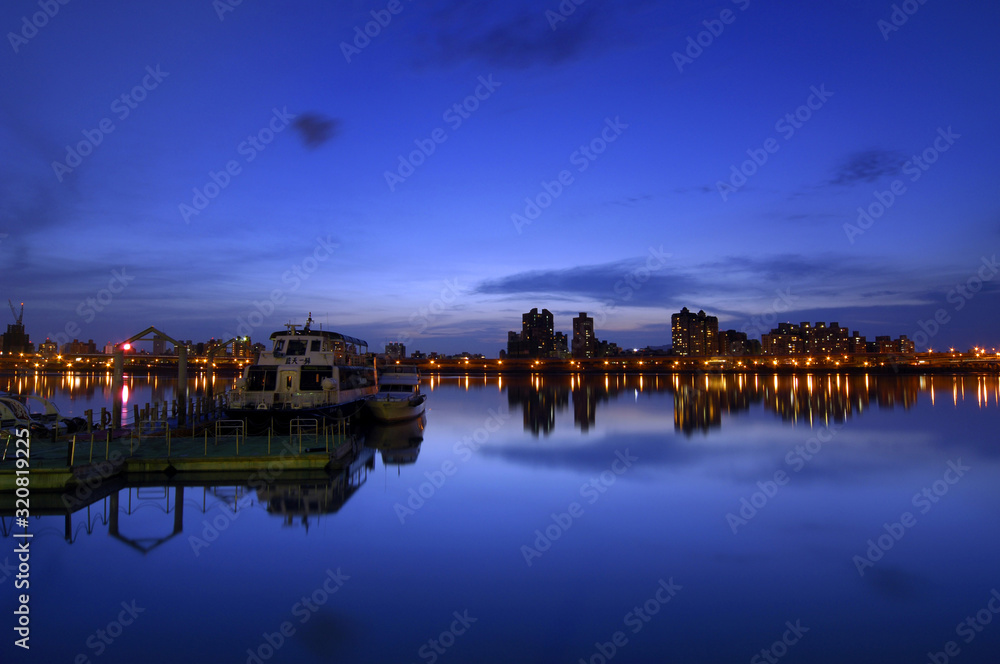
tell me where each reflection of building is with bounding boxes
[671,307,718,356]
[507,308,556,358]
[507,382,563,435]
[494,372,930,438]
[572,384,599,431]
[673,383,722,435]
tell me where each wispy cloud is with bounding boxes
[475,258,695,308]
[412,0,662,69]
[830,149,905,185]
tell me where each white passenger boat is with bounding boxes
[366,365,426,422]
[227,315,376,429]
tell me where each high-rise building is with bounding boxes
[507,308,556,358]
[572,312,597,358]
[671,307,718,356]
[1,323,32,355]
[761,322,911,356]
[716,329,751,356]
[385,342,406,360]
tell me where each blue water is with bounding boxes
[2,372,1000,663]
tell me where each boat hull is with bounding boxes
[366,395,426,423]
[225,397,370,432]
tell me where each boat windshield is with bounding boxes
[379,384,414,393]
[286,340,307,356]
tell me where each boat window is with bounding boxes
[247,368,277,391]
[286,340,307,356]
[310,340,321,352]
[300,367,329,391]
[340,367,375,389]
[273,340,285,352]
[285,375,293,389]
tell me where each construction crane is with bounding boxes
[8,300,23,326]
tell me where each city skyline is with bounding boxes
[2,1,999,355]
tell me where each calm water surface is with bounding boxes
[2,372,1000,663]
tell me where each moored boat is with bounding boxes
[227,315,376,430]
[366,365,426,422]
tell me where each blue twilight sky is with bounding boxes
[1,0,998,355]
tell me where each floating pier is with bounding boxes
[0,416,360,499]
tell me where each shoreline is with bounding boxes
[2,353,997,378]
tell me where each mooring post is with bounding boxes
[177,345,188,426]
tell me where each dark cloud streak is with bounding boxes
[830,149,905,186]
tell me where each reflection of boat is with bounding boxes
[365,414,425,466]
[366,366,426,422]
[255,445,375,529]
[227,314,377,429]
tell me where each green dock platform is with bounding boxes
[0,420,360,495]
